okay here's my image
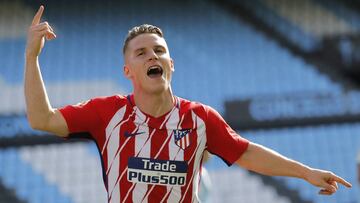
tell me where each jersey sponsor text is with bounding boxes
[127,157,188,186]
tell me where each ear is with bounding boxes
[123,65,132,79]
[170,58,175,72]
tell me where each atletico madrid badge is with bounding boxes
[173,129,192,150]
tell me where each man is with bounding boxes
[25,6,351,203]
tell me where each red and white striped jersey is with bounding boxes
[59,94,249,203]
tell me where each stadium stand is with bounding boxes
[0,142,107,203]
[19,143,107,203]
[231,0,359,52]
[0,180,24,203]
[0,147,70,203]
[226,0,360,84]
[315,0,360,30]
[261,0,354,37]
[241,123,360,203]
[233,0,320,51]
[0,0,358,202]
[1,0,343,113]
[208,168,291,203]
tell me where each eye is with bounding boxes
[155,48,164,53]
[137,51,144,56]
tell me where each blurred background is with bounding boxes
[1,0,360,202]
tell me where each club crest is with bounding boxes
[173,129,191,150]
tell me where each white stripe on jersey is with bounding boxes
[107,106,136,203]
[107,124,121,203]
[109,166,128,202]
[154,107,180,159]
[124,107,177,203]
[131,109,151,203]
[141,108,182,203]
[191,111,204,203]
[107,107,147,175]
[109,106,144,202]
[165,113,186,203]
[102,106,128,154]
[180,112,206,203]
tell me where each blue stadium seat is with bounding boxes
[0,148,72,203]
[238,0,320,51]
[315,0,360,30]
[241,123,360,203]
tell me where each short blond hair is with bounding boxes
[123,24,164,54]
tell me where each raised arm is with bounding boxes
[25,5,68,137]
[237,142,352,195]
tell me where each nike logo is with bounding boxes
[124,131,145,137]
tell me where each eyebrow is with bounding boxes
[133,45,166,53]
[154,45,165,50]
[134,47,145,53]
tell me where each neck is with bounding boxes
[133,88,174,117]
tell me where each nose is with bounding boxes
[147,50,159,61]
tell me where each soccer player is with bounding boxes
[25,6,352,203]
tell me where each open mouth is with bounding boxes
[147,65,163,78]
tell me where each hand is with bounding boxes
[304,168,352,195]
[26,5,56,58]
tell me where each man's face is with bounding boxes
[124,33,174,95]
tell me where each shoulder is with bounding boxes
[86,95,129,113]
[91,94,128,106]
[177,96,216,118]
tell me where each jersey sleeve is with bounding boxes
[205,106,249,166]
[59,99,102,138]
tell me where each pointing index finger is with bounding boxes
[31,5,44,26]
[333,174,352,188]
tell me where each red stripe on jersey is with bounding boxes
[106,110,148,176]
[108,106,137,202]
[141,108,180,202]
[122,115,152,202]
[101,106,130,179]
[181,137,206,203]
[180,111,197,203]
[156,110,185,203]
[161,187,173,203]
[102,106,135,155]
[128,111,173,203]
[105,106,130,202]
[123,126,155,202]
[147,116,169,202]
[124,108,177,202]
[119,113,138,202]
